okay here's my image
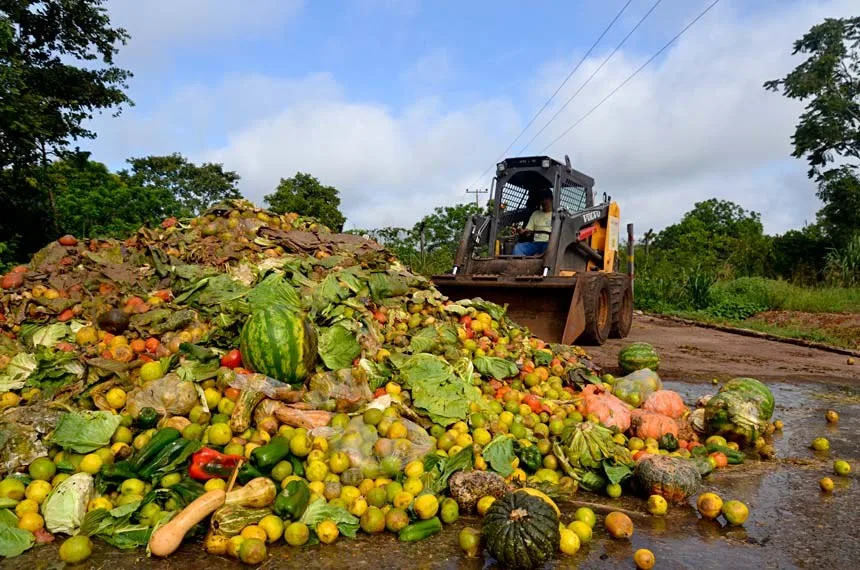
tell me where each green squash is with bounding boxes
[239,306,318,387]
[482,491,560,569]
[618,342,659,374]
[634,455,701,504]
[704,377,774,446]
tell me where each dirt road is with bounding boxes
[589,314,858,385]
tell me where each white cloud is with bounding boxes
[402,48,455,88]
[85,0,855,236]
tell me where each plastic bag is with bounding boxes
[304,368,372,413]
[230,373,304,402]
[612,369,662,408]
[704,377,774,445]
[125,373,198,417]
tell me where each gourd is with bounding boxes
[225,477,277,508]
[634,455,701,503]
[630,409,679,440]
[211,505,273,536]
[618,342,659,374]
[149,489,226,557]
[482,491,560,570]
[642,390,687,419]
[239,306,318,387]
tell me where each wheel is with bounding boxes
[577,274,612,345]
[609,275,633,338]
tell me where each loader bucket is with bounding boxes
[432,275,586,345]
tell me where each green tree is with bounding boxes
[49,156,176,238]
[765,17,860,245]
[0,0,131,260]
[264,172,346,231]
[120,153,242,216]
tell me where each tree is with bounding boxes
[49,156,175,238]
[0,0,132,261]
[120,153,242,216]
[765,17,860,245]
[264,172,346,231]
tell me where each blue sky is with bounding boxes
[86,0,857,234]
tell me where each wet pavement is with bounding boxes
[2,380,858,570]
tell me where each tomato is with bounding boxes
[224,387,242,402]
[162,217,177,229]
[57,309,75,322]
[522,394,543,414]
[372,311,387,324]
[220,349,243,369]
[709,452,728,468]
[144,338,160,353]
[495,386,511,400]
[374,388,387,398]
[234,367,251,375]
[153,289,172,302]
[677,439,689,450]
[459,315,472,327]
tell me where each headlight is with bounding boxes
[497,162,506,172]
[541,158,551,168]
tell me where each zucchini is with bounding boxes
[130,428,181,471]
[101,460,139,482]
[398,517,442,542]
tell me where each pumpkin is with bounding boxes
[582,384,632,432]
[482,491,560,569]
[618,342,659,374]
[630,409,679,440]
[239,306,318,387]
[642,390,687,419]
[634,455,702,503]
[704,377,774,446]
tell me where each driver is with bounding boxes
[513,188,553,256]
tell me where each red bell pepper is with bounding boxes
[189,447,244,480]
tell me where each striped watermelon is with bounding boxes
[618,342,659,374]
[239,306,318,386]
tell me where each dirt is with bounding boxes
[747,310,860,349]
[589,314,859,385]
[3,316,859,569]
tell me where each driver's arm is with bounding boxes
[522,212,537,235]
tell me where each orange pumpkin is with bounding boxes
[642,390,687,419]
[582,385,631,432]
[630,409,679,440]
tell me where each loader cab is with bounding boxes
[491,156,595,257]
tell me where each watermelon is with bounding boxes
[239,306,318,386]
[618,342,659,374]
[704,377,774,446]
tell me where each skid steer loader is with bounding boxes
[432,155,634,345]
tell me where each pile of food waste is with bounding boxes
[0,200,790,568]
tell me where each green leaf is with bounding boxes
[49,411,123,453]
[318,325,361,370]
[247,272,301,313]
[0,525,34,558]
[0,353,36,391]
[603,462,633,486]
[0,509,17,527]
[482,435,515,477]
[533,350,553,367]
[473,356,519,380]
[299,498,360,538]
[0,500,18,510]
[399,354,476,426]
[367,272,409,301]
[29,324,71,348]
[408,327,437,353]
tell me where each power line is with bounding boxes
[541,0,722,154]
[463,0,635,192]
[518,0,663,154]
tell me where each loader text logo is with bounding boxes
[582,211,601,223]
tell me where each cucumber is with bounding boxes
[129,428,181,471]
[705,443,745,464]
[398,517,442,542]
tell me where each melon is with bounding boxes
[618,342,659,374]
[239,306,318,386]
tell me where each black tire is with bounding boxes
[609,274,633,339]
[578,274,612,345]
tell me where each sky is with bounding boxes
[82,0,858,236]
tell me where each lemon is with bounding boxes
[284,522,310,546]
[476,495,496,516]
[721,500,749,525]
[404,461,424,479]
[559,527,581,555]
[139,361,163,382]
[834,460,851,476]
[25,480,52,504]
[348,496,368,517]
[240,525,268,542]
[78,453,103,475]
[634,548,656,569]
[573,506,597,529]
[647,495,668,516]
[27,457,56,482]
[208,423,232,446]
[696,492,723,520]
[316,520,339,544]
[120,478,145,496]
[811,437,830,452]
[567,520,593,544]
[205,478,227,492]
[88,496,114,511]
[105,388,127,409]
[15,499,40,517]
[413,494,439,520]
[258,515,284,543]
[59,535,93,564]
[18,512,44,533]
[819,477,835,492]
[402,477,423,496]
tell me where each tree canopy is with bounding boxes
[264,172,346,231]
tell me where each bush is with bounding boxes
[707,277,783,311]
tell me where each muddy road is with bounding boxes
[3,316,858,569]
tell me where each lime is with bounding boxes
[568,520,593,544]
[271,460,293,482]
[207,423,232,446]
[574,506,597,529]
[59,535,93,564]
[811,437,830,452]
[238,538,267,565]
[459,527,481,557]
[606,483,622,498]
[0,478,26,500]
[28,457,56,482]
[413,494,439,520]
[316,520,339,544]
[721,500,749,525]
[105,388,127,409]
[834,460,851,476]
[360,506,386,534]
[139,361,163,382]
[647,495,668,516]
[258,515,284,543]
[363,408,383,426]
[366,486,387,508]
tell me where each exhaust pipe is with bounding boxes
[627,223,634,294]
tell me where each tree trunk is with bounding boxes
[41,141,59,235]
